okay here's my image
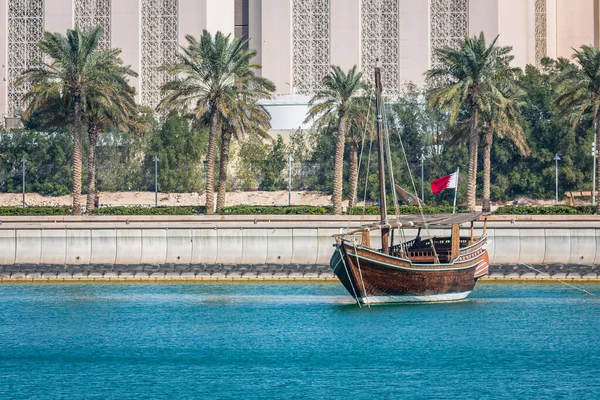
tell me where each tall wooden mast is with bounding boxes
[374,59,390,254]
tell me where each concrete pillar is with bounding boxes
[206,0,235,36]
[399,0,428,85]
[179,0,205,43]
[0,0,7,122]
[249,0,263,73]
[469,0,499,42]
[547,0,557,59]
[112,0,140,102]
[557,0,595,58]
[330,0,360,72]
[44,0,73,34]
[497,0,529,68]
[261,0,292,95]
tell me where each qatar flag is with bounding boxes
[431,171,459,195]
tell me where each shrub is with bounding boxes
[0,206,72,216]
[92,206,206,215]
[493,205,596,215]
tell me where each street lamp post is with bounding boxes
[593,130,597,206]
[153,156,159,208]
[553,153,561,205]
[420,153,425,202]
[21,156,27,208]
[288,154,293,206]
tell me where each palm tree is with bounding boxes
[305,65,368,214]
[83,85,142,213]
[18,26,133,215]
[481,88,530,212]
[554,45,600,212]
[159,31,274,215]
[426,33,514,212]
[216,87,272,213]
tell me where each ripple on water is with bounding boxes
[0,282,599,400]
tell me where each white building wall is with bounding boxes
[399,0,429,85]
[3,0,600,126]
[112,0,140,102]
[1,0,7,124]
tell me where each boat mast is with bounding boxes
[374,59,390,254]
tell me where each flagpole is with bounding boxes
[452,167,459,214]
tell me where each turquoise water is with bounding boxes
[0,282,599,399]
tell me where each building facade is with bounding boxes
[1,0,600,128]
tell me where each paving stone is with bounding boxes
[150,272,165,278]
[165,272,181,278]
[134,272,149,279]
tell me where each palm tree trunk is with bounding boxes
[482,127,493,213]
[72,93,83,216]
[596,114,600,214]
[216,129,233,213]
[333,114,348,215]
[466,109,480,212]
[205,109,220,215]
[86,123,100,213]
[347,139,359,209]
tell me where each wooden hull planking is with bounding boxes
[330,237,489,304]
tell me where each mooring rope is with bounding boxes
[519,263,596,296]
[353,241,371,308]
[393,127,440,263]
[348,90,374,230]
[337,245,362,307]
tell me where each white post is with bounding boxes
[554,153,561,205]
[420,153,425,202]
[593,131,597,206]
[452,167,459,214]
[288,154,292,206]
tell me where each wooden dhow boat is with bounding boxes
[329,62,489,305]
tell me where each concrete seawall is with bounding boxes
[1,215,599,281]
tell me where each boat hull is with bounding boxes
[330,238,488,305]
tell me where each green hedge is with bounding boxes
[91,206,206,215]
[219,205,330,215]
[493,205,597,215]
[7,204,595,216]
[350,205,467,216]
[0,204,469,216]
[219,205,467,215]
[0,206,73,216]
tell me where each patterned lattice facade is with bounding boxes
[430,0,469,66]
[292,0,330,95]
[74,0,111,51]
[140,0,178,108]
[361,0,399,94]
[535,0,547,65]
[7,0,44,115]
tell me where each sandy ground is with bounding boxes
[0,191,336,208]
[0,191,573,208]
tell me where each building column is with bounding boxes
[1,0,7,122]
[248,0,262,73]
[44,0,72,34]
[399,0,429,85]
[112,0,140,102]
[261,0,292,95]
[330,0,360,72]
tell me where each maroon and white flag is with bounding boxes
[431,171,458,195]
